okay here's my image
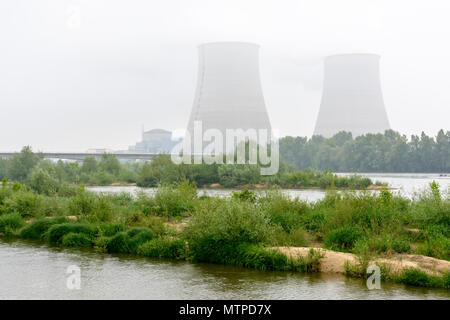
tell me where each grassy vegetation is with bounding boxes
[0,174,448,289]
[0,147,376,189]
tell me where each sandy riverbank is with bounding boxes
[276,247,450,275]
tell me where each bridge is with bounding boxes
[0,152,163,162]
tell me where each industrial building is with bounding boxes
[313,53,391,138]
[185,42,272,154]
[129,129,180,153]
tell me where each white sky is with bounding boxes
[0,0,449,152]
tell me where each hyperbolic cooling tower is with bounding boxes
[313,54,391,138]
[185,42,272,153]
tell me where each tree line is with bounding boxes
[279,129,450,173]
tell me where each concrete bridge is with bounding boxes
[0,152,162,162]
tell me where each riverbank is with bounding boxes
[0,179,448,289]
[277,246,450,275]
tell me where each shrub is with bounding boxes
[27,168,59,195]
[126,227,154,253]
[106,232,130,254]
[391,239,411,253]
[0,213,24,235]
[152,180,197,217]
[237,244,289,271]
[3,191,42,218]
[20,217,67,239]
[417,234,450,260]
[398,268,444,288]
[218,164,260,188]
[231,188,257,203]
[185,199,274,264]
[105,227,154,254]
[62,232,92,247]
[324,226,363,251]
[137,238,186,259]
[97,222,125,237]
[46,223,96,245]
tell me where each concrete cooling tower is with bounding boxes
[313,54,391,138]
[185,42,272,153]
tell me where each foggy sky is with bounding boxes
[1,0,449,152]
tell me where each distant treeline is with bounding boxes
[280,129,450,173]
[0,147,373,190]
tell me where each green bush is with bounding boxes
[237,244,289,271]
[0,213,24,235]
[417,234,450,261]
[398,268,444,288]
[106,232,130,253]
[3,191,42,218]
[153,180,197,217]
[62,232,92,247]
[97,222,125,237]
[391,239,411,253]
[20,217,67,239]
[105,227,154,254]
[324,226,363,251]
[137,238,186,259]
[46,223,96,245]
[126,227,154,253]
[185,199,274,264]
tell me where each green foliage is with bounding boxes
[20,217,67,239]
[105,232,129,253]
[236,244,290,271]
[218,164,260,188]
[126,227,154,253]
[3,191,42,218]
[61,232,92,247]
[46,223,96,245]
[185,198,274,264]
[231,188,257,203]
[152,180,197,216]
[0,213,24,235]
[27,168,60,195]
[2,146,42,182]
[105,227,154,254]
[137,238,186,259]
[324,226,363,251]
[280,130,450,173]
[398,269,445,288]
[97,222,125,237]
[137,154,181,187]
[67,191,113,222]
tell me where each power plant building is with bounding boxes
[313,54,391,138]
[130,129,180,153]
[185,42,272,153]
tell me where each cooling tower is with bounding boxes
[313,54,391,138]
[185,42,272,153]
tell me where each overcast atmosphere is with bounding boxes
[1,0,450,152]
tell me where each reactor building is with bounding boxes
[185,42,272,154]
[313,53,391,138]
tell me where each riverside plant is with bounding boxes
[0,177,448,289]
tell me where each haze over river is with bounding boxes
[1,173,449,299]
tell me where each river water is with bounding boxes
[0,240,448,300]
[87,173,450,202]
[1,173,449,299]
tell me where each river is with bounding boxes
[1,173,449,299]
[0,240,448,300]
[87,173,450,202]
